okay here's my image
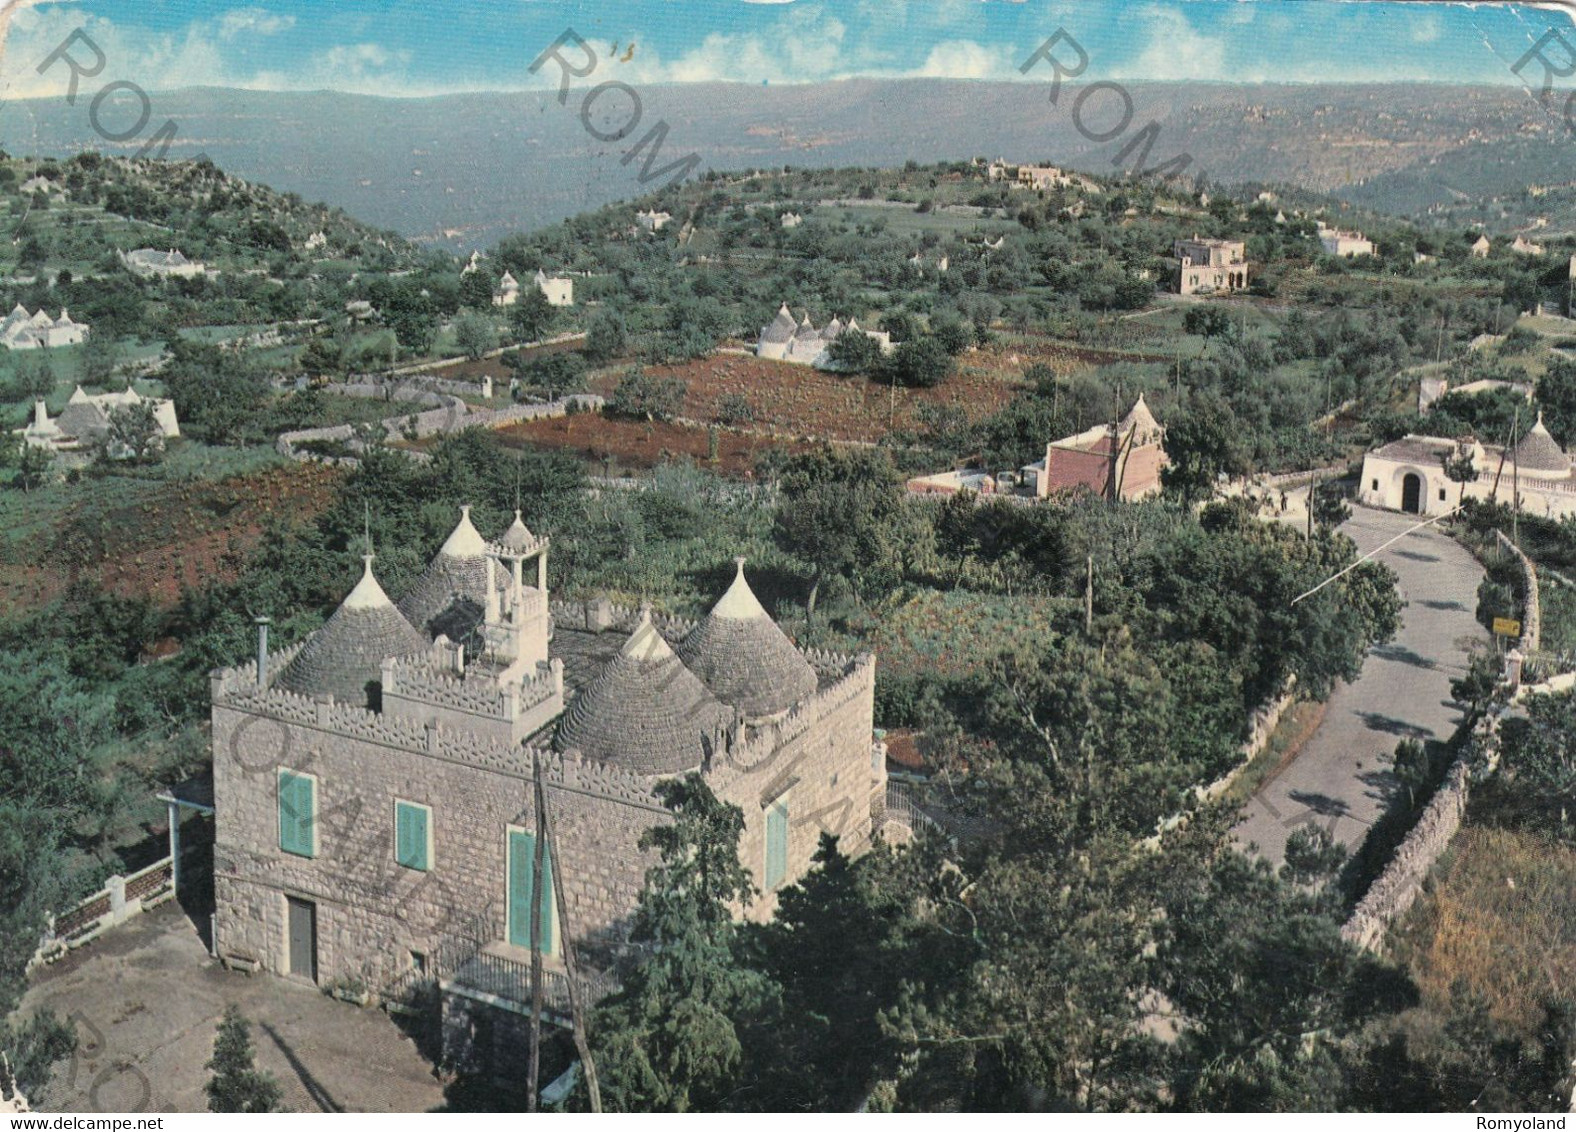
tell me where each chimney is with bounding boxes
[255,616,271,687]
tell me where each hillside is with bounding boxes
[7,81,1575,246]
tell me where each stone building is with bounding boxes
[120,248,206,278]
[907,395,1167,502]
[756,303,892,367]
[1359,413,1576,518]
[1319,226,1375,258]
[21,385,179,455]
[210,507,884,1034]
[1173,236,1249,295]
[492,271,520,307]
[0,304,88,349]
[533,269,574,307]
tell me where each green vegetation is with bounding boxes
[204,1006,282,1114]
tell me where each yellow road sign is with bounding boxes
[1493,617,1522,638]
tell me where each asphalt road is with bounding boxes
[1233,505,1488,864]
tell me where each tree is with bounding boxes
[773,447,909,621]
[0,1010,76,1101]
[588,775,772,1112]
[1498,687,1576,839]
[383,286,438,356]
[11,441,50,492]
[585,308,628,363]
[1311,481,1351,530]
[160,340,270,445]
[204,1006,281,1113]
[511,287,556,344]
[78,333,121,388]
[880,337,953,389]
[1538,359,1576,448]
[100,400,165,463]
[452,312,497,361]
[1390,738,1433,810]
[299,335,347,381]
[607,369,686,422]
[1161,395,1247,502]
[825,328,882,374]
[459,268,496,311]
[1441,451,1478,510]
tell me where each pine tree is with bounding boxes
[204,1006,282,1113]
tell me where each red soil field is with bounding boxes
[493,412,814,477]
[0,462,342,611]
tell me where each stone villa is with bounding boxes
[210,507,885,1040]
[1173,236,1249,295]
[908,394,1167,502]
[756,304,893,368]
[1359,413,1576,518]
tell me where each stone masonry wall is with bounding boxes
[708,655,880,920]
[212,696,668,990]
[210,648,879,984]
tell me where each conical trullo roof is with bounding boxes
[500,510,536,552]
[397,505,494,634]
[1119,393,1162,444]
[555,609,732,774]
[1512,412,1570,476]
[276,556,428,706]
[677,560,818,718]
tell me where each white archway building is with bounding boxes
[1358,415,1576,518]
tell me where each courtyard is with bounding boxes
[20,901,445,1113]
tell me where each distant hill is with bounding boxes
[3,80,1572,247]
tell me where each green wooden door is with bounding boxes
[507,829,554,955]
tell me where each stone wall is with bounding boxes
[1196,678,1298,804]
[1494,529,1541,651]
[709,654,881,920]
[1340,745,1473,952]
[275,392,603,468]
[211,693,668,990]
[209,641,879,986]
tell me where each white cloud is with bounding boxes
[219,8,297,41]
[910,40,1015,80]
[1117,6,1227,82]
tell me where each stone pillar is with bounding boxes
[1506,648,1524,689]
[107,875,127,922]
[481,375,493,400]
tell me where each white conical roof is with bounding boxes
[439,504,488,557]
[555,608,732,774]
[500,509,537,552]
[276,556,428,704]
[397,505,494,634]
[677,559,818,718]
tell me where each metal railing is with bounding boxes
[380,906,615,1021]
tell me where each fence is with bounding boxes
[381,906,613,1024]
[29,856,174,969]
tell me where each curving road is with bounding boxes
[1233,505,1488,864]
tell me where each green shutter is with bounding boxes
[278,770,315,858]
[395,802,430,871]
[765,800,789,889]
[507,829,555,955]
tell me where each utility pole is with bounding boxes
[1085,554,1094,637]
[526,752,547,1113]
[541,765,603,1112]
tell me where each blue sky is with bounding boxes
[0,1,1570,98]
